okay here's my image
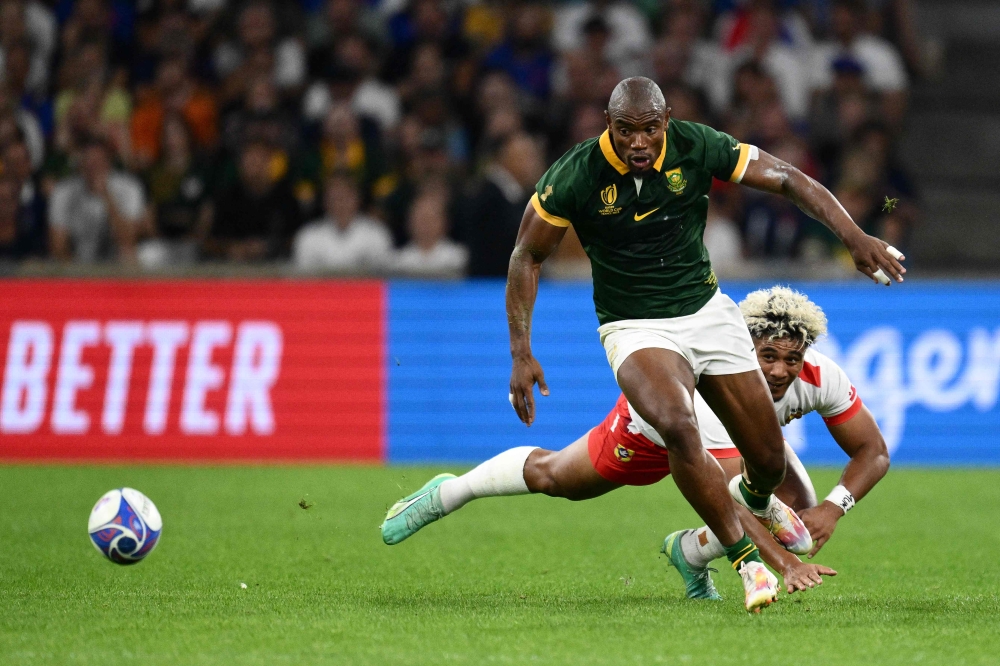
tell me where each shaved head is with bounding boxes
[604,77,670,174]
[607,77,666,119]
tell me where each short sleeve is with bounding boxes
[697,123,747,182]
[815,355,863,425]
[531,152,580,228]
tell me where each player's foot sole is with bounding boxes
[661,530,722,600]
[739,561,779,613]
[728,476,813,555]
[381,473,455,545]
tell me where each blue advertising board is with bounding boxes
[388,281,1000,465]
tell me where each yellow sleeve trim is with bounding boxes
[530,192,571,227]
[730,143,751,183]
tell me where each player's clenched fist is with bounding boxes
[510,355,549,426]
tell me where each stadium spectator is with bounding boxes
[207,139,300,261]
[0,0,926,270]
[52,40,131,163]
[212,0,306,103]
[483,4,556,103]
[295,101,385,217]
[714,0,810,121]
[809,0,908,126]
[2,37,53,137]
[1,136,44,246]
[130,58,219,169]
[376,124,457,247]
[302,33,401,132]
[394,186,467,278]
[137,115,212,269]
[0,173,44,260]
[0,86,43,170]
[553,0,653,72]
[305,0,385,57]
[382,0,470,86]
[221,73,298,158]
[48,137,146,263]
[292,173,393,272]
[462,132,544,277]
[0,0,56,100]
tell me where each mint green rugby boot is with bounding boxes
[381,473,456,545]
[661,530,722,600]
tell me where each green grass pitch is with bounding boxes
[1,465,998,665]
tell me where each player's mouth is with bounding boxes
[628,154,652,170]
[766,379,789,398]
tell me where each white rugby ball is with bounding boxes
[88,488,162,565]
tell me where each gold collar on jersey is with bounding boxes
[599,130,667,176]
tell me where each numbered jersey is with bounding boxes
[531,120,755,324]
[625,348,863,450]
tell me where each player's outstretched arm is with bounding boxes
[801,405,890,557]
[506,203,568,426]
[740,151,907,285]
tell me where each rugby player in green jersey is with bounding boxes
[381,78,904,613]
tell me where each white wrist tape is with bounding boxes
[825,485,856,514]
[872,246,903,285]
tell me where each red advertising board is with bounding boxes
[0,280,384,461]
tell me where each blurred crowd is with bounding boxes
[0,0,923,277]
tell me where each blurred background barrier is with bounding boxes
[0,280,384,460]
[4,278,994,465]
[389,280,1000,465]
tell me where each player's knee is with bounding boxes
[523,451,591,500]
[646,409,700,457]
[749,447,786,488]
[523,451,565,498]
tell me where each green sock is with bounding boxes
[724,533,763,570]
[738,477,771,512]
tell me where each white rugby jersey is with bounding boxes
[626,348,863,450]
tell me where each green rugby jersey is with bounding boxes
[532,119,753,324]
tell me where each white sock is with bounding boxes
[438,446,536,514]
[680,527,726,569]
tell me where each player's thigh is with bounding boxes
[696,370,784,471]
[525,432,622,500]
[775,442,817,511]
[616,347,698,446]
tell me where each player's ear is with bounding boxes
[604,110,612,130]
[664,107,672,123]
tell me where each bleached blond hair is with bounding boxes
[739,286,828,346]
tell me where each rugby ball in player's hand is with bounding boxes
[88,488,162,565]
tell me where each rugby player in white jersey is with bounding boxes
[660,286,890,599]
[382,287,888,608]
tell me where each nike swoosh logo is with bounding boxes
[386,489,432,519]
[634,208,660,221]
[733,144,740,150]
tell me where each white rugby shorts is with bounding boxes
[598,289,759,381]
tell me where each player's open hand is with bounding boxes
[847,233,906,285]
[800,502,843,558]
[781,559,837,594]
[509,354,549,426]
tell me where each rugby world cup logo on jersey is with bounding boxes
[665,167,687,195]
[599,184,622,215]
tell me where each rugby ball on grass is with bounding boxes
[88,488,162,565]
